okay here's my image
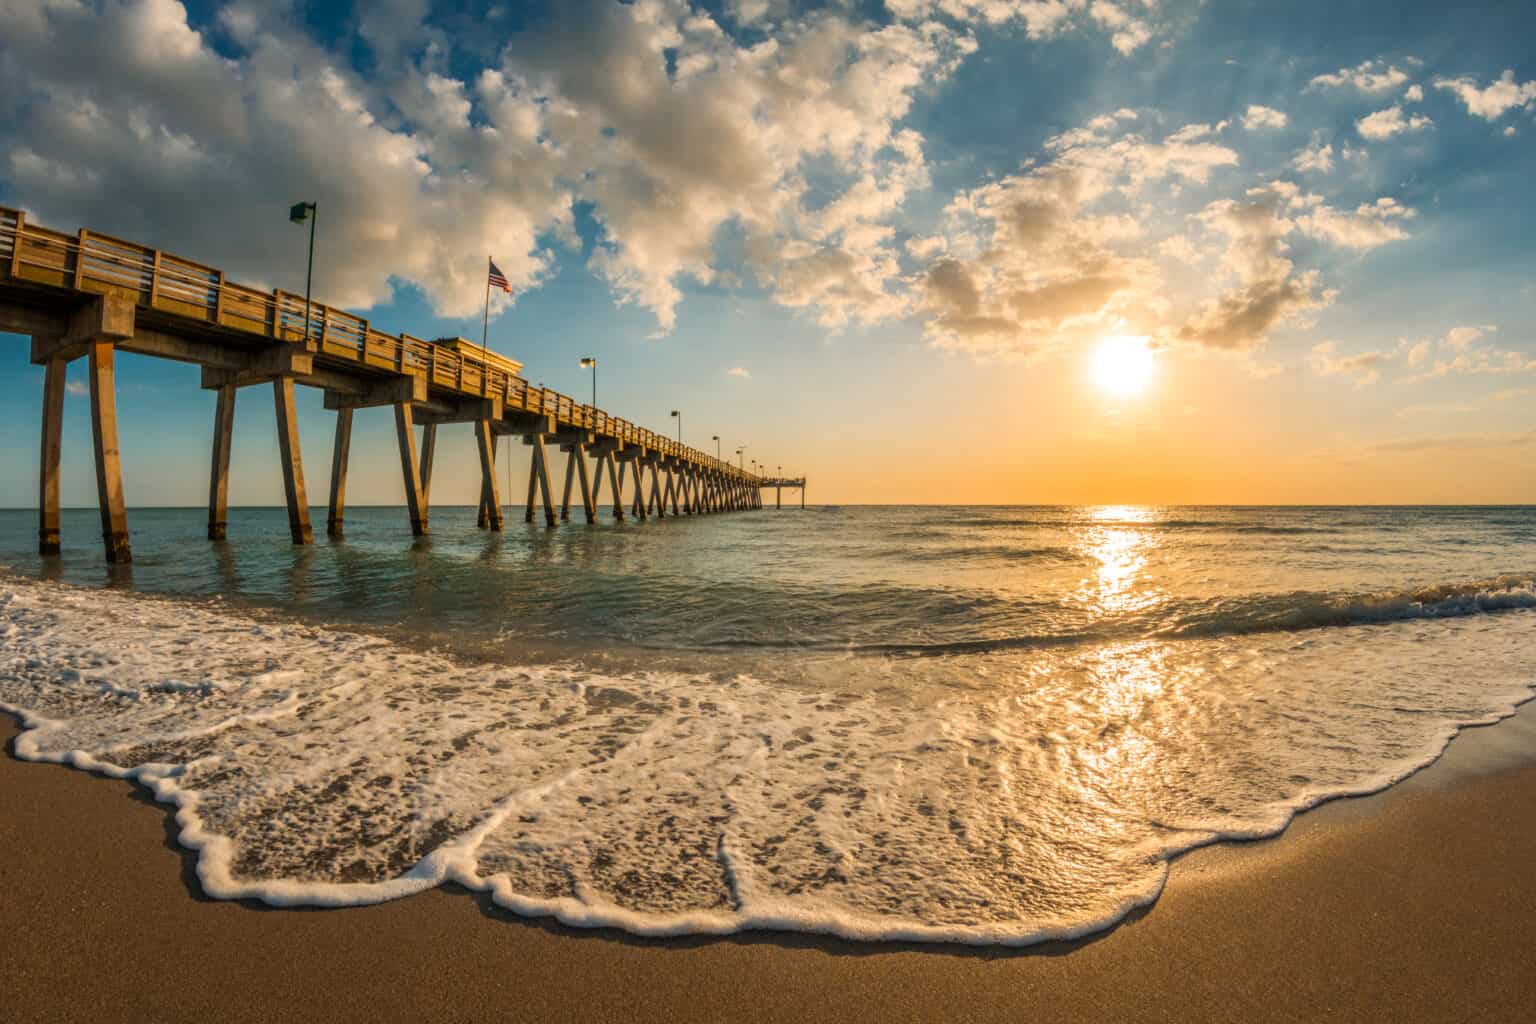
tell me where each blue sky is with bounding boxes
[3,0,1535,505]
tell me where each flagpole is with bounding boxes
[482,255,491,350]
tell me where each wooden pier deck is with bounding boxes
[0,206,797,562]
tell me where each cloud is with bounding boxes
[1444,325,1495,350]
[1291,141,1335,173]
[1088,1,1153,55]
[1398,324,1535,382]
[1175,191,1334,351]
[1242,105,1288,130]
[0,0,973,333]
[1356,105,1433,140]
[1434,71,1536,120]
[1310,340,1389,387]
[1309,60,1412,93]
[891,0,1161,54]
[64,380,88,397]
[1403,84,1423,102]
[918,120,1240,354]
[727,366,751,378]
[1293,196,1416,250]
[0,1,1439,362]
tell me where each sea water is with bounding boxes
[2,504,1534,944]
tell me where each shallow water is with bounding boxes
[2,505,1534,943]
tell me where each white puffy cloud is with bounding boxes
[1445,325,1495,350]
[1403,84,1423,102]
[0,0,972,331]
[1309,59,1412,93]
[727,365,751,378]
[1175,193,1333,351]
[1242,105,1288,130]
[1291,141,1335,173]
[1356,105,1433,140]
[1433,71,1536,120]
[1293,196,1415,250]
[1088,1,1153,55]
[918,121,1241,354]
[0,0,1444,363]
[889,0,1160,54]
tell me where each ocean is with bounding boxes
[2,504,1534,944]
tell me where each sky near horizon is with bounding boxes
[2,0,1535,507]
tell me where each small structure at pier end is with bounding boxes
[0,206,797,563]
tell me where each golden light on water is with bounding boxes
[1091,334,1154,398]
[1074,506,1165,618]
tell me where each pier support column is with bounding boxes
[559,449,576,521]
[273,377,313,545]
[477,429,498,528]
[618,458,645,521]
[88,342,132,563]
[526,434,557,527]
[603,452,624,521]
[524,450,538,523]
[38,357,65,555]
[207,383,236,540]
[650,461,665,517]
[418,423,437,516]
[475,421,502,531]
[394,403,429,536]
[575,447,596,524]
[590,450,608,519]
[327,407,352,538]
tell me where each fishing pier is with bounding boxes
[0,207,805,563]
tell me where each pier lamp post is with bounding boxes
[671,409,681,444]
[579,357,596,419]
[712,435,721,462]
[736,445,746,470]
[288,201,317,343]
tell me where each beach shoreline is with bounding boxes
[3,709,1535,1022]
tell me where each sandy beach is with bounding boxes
[3,713,1534,1023]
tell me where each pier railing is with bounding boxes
[0,206,744,478]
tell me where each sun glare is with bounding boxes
[1091,335,1154,398]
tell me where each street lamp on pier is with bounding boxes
[579,357,596,424]
[288,201,317,343]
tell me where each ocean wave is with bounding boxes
[701,576,1536,658]
[1164,574,1536,639]
[4,575,1536,945]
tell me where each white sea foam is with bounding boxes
[3,575,1535,945]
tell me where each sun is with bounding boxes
[1091,334,1154,398]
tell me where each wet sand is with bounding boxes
[3,714,1534,1023]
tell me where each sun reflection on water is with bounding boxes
[1071,506,1167,620]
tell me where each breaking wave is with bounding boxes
[4,573,1535,945]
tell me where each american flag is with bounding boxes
[488,259,511,294]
